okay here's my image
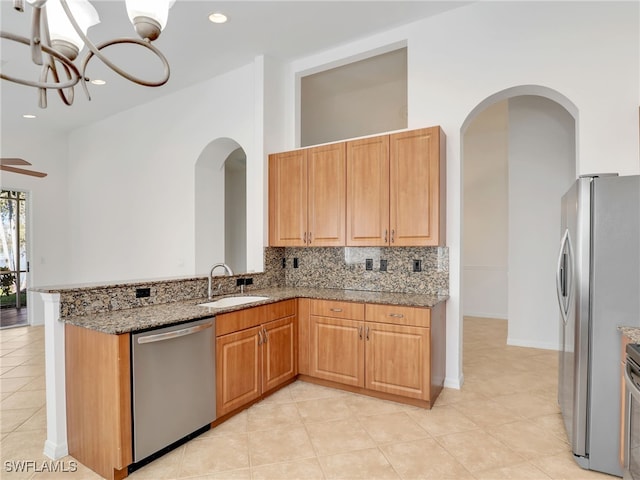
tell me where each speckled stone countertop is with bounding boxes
[62,287,449,335]
[619,326,640,343]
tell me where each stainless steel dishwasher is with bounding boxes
[131,317,216,463]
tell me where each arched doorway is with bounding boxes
[194,138,247,275]
[461,86,577,369]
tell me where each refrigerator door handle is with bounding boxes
[556,228,574,325]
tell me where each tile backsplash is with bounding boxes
[267,246,448,295]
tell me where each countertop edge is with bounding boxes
[619,325,640,343]
[60,287,449,335]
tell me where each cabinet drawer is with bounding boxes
[216,300,296,336]
[310,299,364,320]
[365,304,430,327]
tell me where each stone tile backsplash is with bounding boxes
[272,246,448,295]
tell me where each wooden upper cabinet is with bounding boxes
[390,127,446,246]
[346,135,390,246]
[269,149,308,246]
[308,143,346,246]
[269,144,345,246]
[270,125,446,247]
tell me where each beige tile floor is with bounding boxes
[0,318,619,479]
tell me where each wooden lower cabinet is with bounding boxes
[305,299,445,407]
[309,316,364,387]
[216,326,262,415]
[65,324,132,480]
[365,322,430,400]
[216,301,297,417]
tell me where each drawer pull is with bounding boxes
[388,313,404,319]
[330,308,343,312]
[366,326,370,341]
[257,330,263,345]
[358,326,363,340]
[263,328,268,343]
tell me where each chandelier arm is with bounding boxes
[55,63,75,106]
[30,3,44,66]
[0,31,82,90]
[80,38,171,87]
[42,56,74,107]
[59,0,170,87]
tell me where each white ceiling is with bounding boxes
[1,1,470,134]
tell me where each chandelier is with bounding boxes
[0,0,174,108]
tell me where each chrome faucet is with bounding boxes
[208,263,234,300]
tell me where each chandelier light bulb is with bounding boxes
[125,0,176,40]
[47,0,100,59]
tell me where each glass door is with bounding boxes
[0,190,29,328]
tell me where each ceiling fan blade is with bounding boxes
[0,158,32,166]
[0,165,48,178]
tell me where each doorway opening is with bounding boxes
[194,138,247,276]
[0,190,29,329]
[461,89,576,375]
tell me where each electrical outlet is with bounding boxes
[380,259,388,272]
[136,288,151,298]
[365,258,373,270]
[293,258,299,268]
[413,259,422,272]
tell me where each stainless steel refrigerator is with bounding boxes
[557,174,640,477]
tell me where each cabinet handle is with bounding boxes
[366,326,370,341]
[257,330,263,345]
[303,232,307,243]
[388,313,404,319]
[358,326,363,340]
[329,308,343,312]
[391,229,395,243]
[308,231,312,244]
[384,229,388,243]
[263,328,268,343]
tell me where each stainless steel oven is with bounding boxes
[624,343,640,480]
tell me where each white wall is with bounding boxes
[507,96,575,350]
[0,128,69,324]
[66,62,260,283]
[463,101,509,319]
[285,1,640,387]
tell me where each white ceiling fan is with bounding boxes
[0,158,48,178]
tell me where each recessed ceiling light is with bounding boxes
[91,79,106,85]
[23,114,36,119]
[208,12,227,24]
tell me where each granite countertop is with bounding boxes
[62,287,449,335]
[619,326,640,343]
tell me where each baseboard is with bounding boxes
[463,312,508,320]
[43,439,68,460]
[507,337,558,351]
[444,374,463,390]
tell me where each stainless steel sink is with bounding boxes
[197,296,270,309]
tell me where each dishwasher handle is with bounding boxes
[137,321,213,344]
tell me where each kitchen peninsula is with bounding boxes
[35,259,448,480]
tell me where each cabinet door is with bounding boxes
[269,150,308,246]
[308,143,346,246]
[390,127,445,246]
[346,135,390,246]
[262,316,297,392]
[216,327,261,417]
[364,322,430,400]
[309,316,364,387]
